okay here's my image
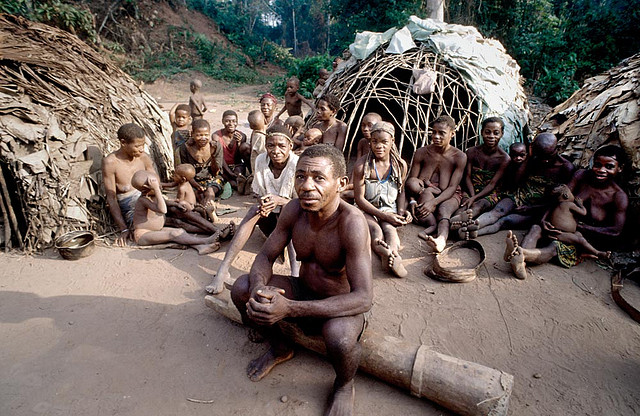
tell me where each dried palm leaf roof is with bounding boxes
[0,14,173,251]
[540,53,640,200]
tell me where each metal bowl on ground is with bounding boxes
[424,239,486,283]
[55,230,96,260]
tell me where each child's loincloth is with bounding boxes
[553,240,582,268]
[117,189,141,226]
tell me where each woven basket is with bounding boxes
[425,240,486,283]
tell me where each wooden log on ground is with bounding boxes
[205,292,513,416]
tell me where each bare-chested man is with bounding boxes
[313,93,347,151]
[403,115,467,252]
[102,123,156,246]
[504,145,627,279]
[231,144,372,416]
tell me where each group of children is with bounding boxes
[104,73,628,282]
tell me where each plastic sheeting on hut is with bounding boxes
[0,14,174,251]
[540,53,640,203]
[321,16,529,159]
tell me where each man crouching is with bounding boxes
[231,144,373,416]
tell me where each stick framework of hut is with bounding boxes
[0,14,174,252]
[317,16,530,163]
[328,43,481,159]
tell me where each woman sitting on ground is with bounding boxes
[352,121,411,278]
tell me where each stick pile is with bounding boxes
[0,14,173,251]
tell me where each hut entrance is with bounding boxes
[331,43,481,164]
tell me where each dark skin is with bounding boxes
[102,136,155,246]
[231,155,372,416]
[477,134,574,235]
[275,79,315,118]
[403,121,467,252]
[313,100,347,151]
[353,130,410,278]
[215,114,248,188]
[505,153,627,279]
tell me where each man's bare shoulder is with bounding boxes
[338,200,367,227]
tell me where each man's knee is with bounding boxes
[322,316,363,353]
[230,274,250,308]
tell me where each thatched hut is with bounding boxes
[0,14,173,251]
[321,16,530,160]
[540,53,640,204]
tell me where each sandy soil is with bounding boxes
[2,74,640,416]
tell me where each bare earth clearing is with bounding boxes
[1,74,639,416]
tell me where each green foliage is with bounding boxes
[448,0,640,104]
[274,54,333,98]
[1,0,98,43]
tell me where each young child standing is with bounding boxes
[169,103,192,150]
[248,109,267,173]
[313,68,330,98]
[189,79,208,120]
[102,123,156,246]
[275,76,315,119]
[130,170,221,254]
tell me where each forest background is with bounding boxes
[1,0,640,105]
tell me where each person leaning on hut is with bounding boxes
[102,123,155,246]
[504,144,628,280]
[206,124,300,295]
[231,144,372,416]
[353,121,411,278]
[403,115,467,252]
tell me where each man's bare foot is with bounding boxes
[194,241,221,255]
[205,200,218,223]
[247,347,294,382]
[503,230,519,262]
[237,174,247,195]
[510,246,527,279]
[425,235,446,253]
[325,380,355,416]
[204,270,231,294]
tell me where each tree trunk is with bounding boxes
[426,0,444,21]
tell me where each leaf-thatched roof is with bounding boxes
[0,14,173,251]
[540,53,640,201]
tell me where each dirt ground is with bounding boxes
[2,74,640,416]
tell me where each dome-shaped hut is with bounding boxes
[0,14,173,251]
[320,16,530,161]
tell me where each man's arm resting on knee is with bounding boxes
[248,201,298,296]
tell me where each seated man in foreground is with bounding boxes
[231,144,373,416]
[404,115,467,252]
